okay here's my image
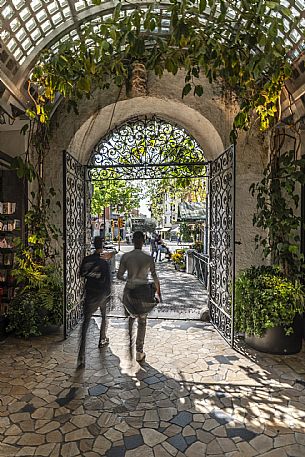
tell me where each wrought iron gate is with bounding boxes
[209,145,236,345]
[62,118,236,345]
[63,151,90,338]
[192,252,209,288]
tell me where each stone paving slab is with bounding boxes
[108,261,208,320]
[0,318,305,456]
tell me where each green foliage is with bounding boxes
[11,155,61,260]
[91,173,142,216]
[147,178,207,223]
[192,241,204,253]
[235,266,304,337]
[10,156,37,182]
[8,155,63,338]
[28,0,293,135]
[250,150,305,278]
[172,249,186,269]
[148,187,163,221]
[7,264,63,338]
[180,222,194,242]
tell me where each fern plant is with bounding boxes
[8,236,63,338]
[7,264,63,338]
[7,156,63,338]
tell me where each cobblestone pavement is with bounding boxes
[1,318,305,456]
[109,261,208,320]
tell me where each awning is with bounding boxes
[170,226,180,233]
[159,227,171,232]
[178,202,206,222]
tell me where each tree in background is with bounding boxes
[146,177,207,222]
[91,172,142,217]
[179,222,194,243]
[142,218,157,234]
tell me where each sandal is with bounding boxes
[98,337,109,348]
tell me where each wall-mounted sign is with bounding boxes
[178,202,206,222]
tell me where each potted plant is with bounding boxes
[235,266,304,354]
[172,249,186,271]
[192,241,204,253]
[238,148,305,354]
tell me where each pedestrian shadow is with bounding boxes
[105,262,208,320]
[64,317,305,456]
[1,316,305,456]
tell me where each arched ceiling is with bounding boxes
[0,0,304,121]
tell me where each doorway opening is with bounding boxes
[63,115,235,345]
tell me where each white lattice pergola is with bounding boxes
[0,0,304,116]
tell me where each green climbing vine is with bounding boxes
[250,127,305,279]
[27,0,294,139]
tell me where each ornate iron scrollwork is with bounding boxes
[209,145,235,345]
[63,120,235,346]
[88,116,207,180]
[63,151,86,338]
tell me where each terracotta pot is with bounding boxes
[245,314,303,355]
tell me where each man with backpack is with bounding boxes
[77,236,113,368]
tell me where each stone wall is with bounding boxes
[0,127,27,158]
[45,70,268,272]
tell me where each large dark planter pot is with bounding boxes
[245,315,303,355]
[39,324,63,336]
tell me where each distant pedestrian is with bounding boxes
[161,241,171,261]
[150,235,158,261]
[156,234,163,261]
[117,231,161,363]
[77,236,113,368]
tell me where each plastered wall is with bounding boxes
[0,127,27,158]
[45,70,268,272]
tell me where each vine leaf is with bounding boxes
[182,83,192,98]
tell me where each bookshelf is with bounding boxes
[0,152,25,324]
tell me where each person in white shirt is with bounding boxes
[117,231,161,362]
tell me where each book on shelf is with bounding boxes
[0,219,20,231]
[0,202,16,215]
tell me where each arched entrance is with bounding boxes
[88,116,208,181]
[63,115,235,346]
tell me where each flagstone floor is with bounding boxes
[1,317,305,457]
[109,260,209,320]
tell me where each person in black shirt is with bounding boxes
[77,236,113,368]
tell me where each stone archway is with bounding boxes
[63,112,236,344]
[67,96,225,165]
[45,72,266,339]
